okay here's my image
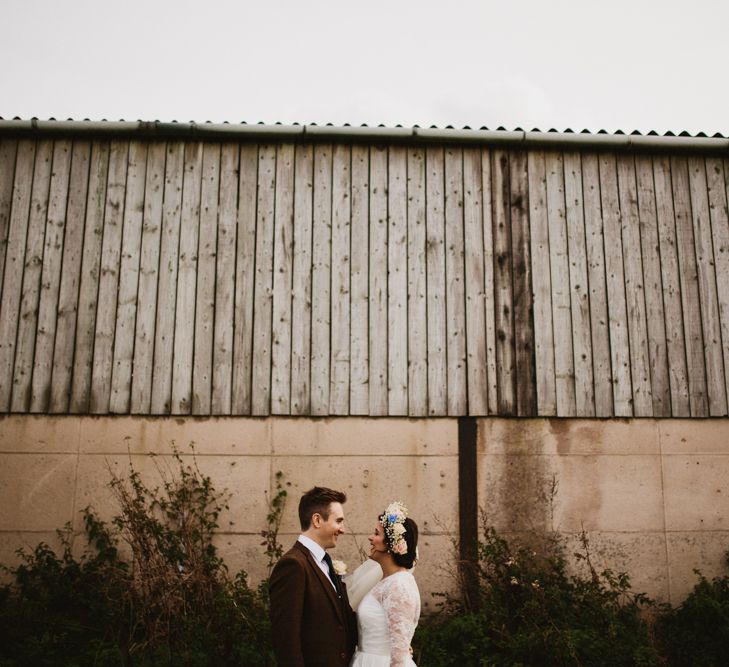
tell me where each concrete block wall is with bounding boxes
[478,419,729,603]
[2,415,728,607]
[0,415,459,613]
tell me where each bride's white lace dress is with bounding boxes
[350,570,420,667]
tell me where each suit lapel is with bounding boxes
[294,542,344,622]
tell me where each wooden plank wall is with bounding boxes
[0,136,728,417]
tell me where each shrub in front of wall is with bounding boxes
[0,452,279,666]
[655,559,729,666]
[0,514,129,666]
[413,528,660,667]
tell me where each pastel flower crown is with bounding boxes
[380,501,409,555]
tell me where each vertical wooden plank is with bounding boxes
[90,140,129,414]
[635,154,671,416]
[251,143,276,415]
[492,150,516,414]
[444,147,467,415]
[9,140,52,412]
[562,151,595,416]
[481,148,498,414]
[706,157,729,406]
[688,156,726,415]
[130,142,166,413]
[369,145,388,415]
[545,151,576,416]
[31,139,72,413]
[171,141,203,414]
[150,141,184,414]
[231,144,258,415]
[527,151,556,416]
[211,142,239,415]
[109,141,148,414]
[510,150,537,416]
[50,141,91,412]
[425,146,446,415]
[329,144,351,414]
[462,148,488,415]
[349,145,369,415]
[671,155,709,416]
[311,143,332,415]
[70,141,110,413]
[192,142,220,414]
[599,153,633,416]
[0,140,35,411]
[271,142,295,414]
[407,147,427,415]
[617,154,653,416]
[0,139,18,303]
[290,144,314,415]
[389,145,408,415]
[653,155,689,416]
[581,153,613,416]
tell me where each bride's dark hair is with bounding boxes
[380,514,419,569]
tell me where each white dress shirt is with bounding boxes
[297,534,337,590]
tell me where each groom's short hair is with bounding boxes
[299,486,347,530]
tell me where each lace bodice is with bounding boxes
[355,571,420,667]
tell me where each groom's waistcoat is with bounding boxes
[269,541,357,667]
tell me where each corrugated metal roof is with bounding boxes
[0,118,727,152]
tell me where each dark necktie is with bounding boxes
[322,553,341,595]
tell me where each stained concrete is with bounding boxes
[1,415,728,606]
[477,418,729,604]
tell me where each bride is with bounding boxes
[348,502,421,667]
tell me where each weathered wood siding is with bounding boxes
[1,136,728,417]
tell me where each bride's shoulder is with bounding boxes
[379,570,417,593]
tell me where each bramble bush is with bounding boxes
[413,528,660,666]
[654,557,729,666]
[1,453,728,666]
[0,451,285,666]
[412,525,729,666]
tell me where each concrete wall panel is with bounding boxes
[78,416,271,455]
[662,455,729,531]
[479,418,660,456]
[0,415,80,453]
[667,531,729,600]
[0,453,78,531]
[477,417,729,604]
[272,454,458,535]
[72,453,271,534]
[272,418,457,456]
[659,419,729,454]
[561,530,670,601]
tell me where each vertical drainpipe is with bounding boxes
[458,417,479,609]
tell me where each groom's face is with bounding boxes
[313,501,346,550]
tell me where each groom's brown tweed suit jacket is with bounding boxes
[269,541,357,667]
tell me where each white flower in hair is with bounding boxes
[380,501,409,555]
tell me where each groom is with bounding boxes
[269,486,358,666]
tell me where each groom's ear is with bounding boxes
[311,512,322,528]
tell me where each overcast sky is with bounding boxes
[2,0,727,136]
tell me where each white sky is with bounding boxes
[2,0,728,136]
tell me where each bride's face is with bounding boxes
[368,523,388,561]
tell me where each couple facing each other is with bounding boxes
[269,486,421,667]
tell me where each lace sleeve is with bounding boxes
[376,575,420,667]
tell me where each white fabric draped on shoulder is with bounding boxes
[343,559,383,611]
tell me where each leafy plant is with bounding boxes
[655,555,729,666]
[0,449,278,666]
[414,527,660,666]
[260,470,288,576]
